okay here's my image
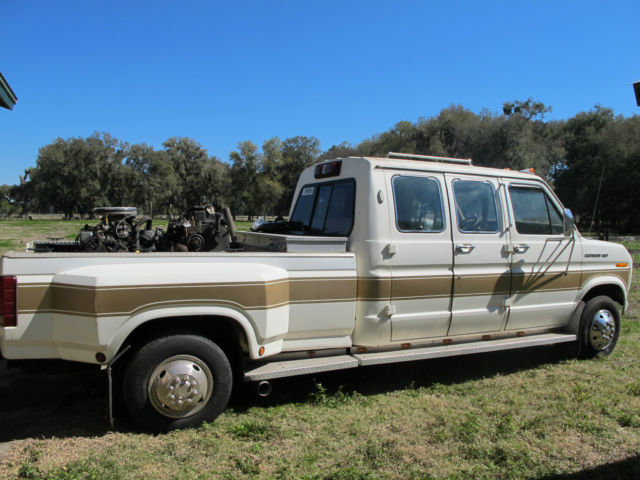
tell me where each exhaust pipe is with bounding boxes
[256,380,272,397]
[223,207,237,241]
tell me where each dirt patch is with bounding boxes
[0,358,111,443]
[0,441,11,461]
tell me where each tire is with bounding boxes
[578,295,620,359]
[123,334,233,431]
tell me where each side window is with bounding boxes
[509,186,564,235]
[452,180,499,233]
[290,180,355,236]
[392,176,445,232]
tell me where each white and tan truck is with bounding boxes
[0,153,633,430]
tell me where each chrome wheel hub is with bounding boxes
[148,355,213,418]
[589,309,616,351]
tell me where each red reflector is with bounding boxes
[0,276,17,327]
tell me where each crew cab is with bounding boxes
[0,153,632,430]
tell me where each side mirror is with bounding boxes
[563,208,575,236]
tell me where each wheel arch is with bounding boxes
[578,277,628,312]
[108,307,259,378]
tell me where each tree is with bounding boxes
[200,156,230,211]
[319,141,359,161]
[277,136,320,214]
[503,98,552,120]
[228,139,287,218]
[552,107,640,232]
[552,107,613,229]
[229,141,262,219]
[260,137,285,215]
[24,132,130,217]
[162,137,216,211]
[355,102,561,178]
[0,184,20,215]
[126,144,179,215]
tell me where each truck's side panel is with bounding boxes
[1,252,357,362]
[503,179,582,330]
[446,174,510,335]
[348,166,393,346]
[385,171,454,341]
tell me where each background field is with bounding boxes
[0,222,639,479]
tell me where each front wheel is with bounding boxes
[123,334,233,431]
[579,295,620,359]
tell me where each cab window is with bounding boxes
[392,176,445,232]
[290,179,355,236]
[509,186,563,235]
[453,180,499,233]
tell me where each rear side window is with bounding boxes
[453,180,499,233]
[392,176,445,232]
[290,179,355,236]
[509,186,563,235]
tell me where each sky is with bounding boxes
[0,0,639,185]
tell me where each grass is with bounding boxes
[0,220,87,256]
[0,225,639,478]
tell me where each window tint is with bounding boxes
[509,186,564,235]
[310,185,332,232]
[290,180,355,236]
[546,196,564,234]
[392,176,445,232]
[290,186,316,226]
[324,182,355,235]
[453,180,499,233]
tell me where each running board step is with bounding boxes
[353,333,577,366]
[243,333,577,381]
[244,355,359,382]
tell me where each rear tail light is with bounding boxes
[1,276,17,327]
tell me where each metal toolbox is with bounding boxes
[235,231,348,253]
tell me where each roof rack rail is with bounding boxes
[386,152,472,165]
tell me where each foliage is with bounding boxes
[3,102,640,230]
[24,133,130,218]
[554,107,640,232]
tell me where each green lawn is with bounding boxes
[0,224,639,479]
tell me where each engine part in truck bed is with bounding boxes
[27,205,232,254]
[28,240,80,253]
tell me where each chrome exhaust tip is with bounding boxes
[256,380,272,397]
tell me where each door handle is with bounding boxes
[512,244,530,254]
[455,244,476,254]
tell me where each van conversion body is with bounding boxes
[0,154,632,430]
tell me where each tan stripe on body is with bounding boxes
[16,269,628,316]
